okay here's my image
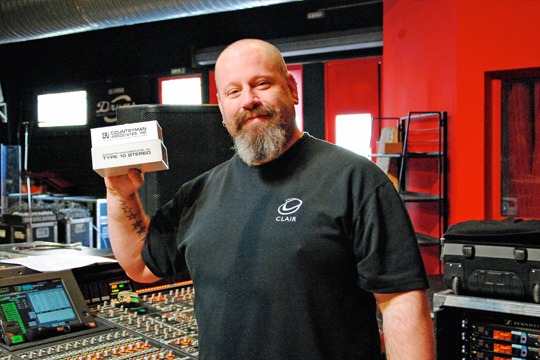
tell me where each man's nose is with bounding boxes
[240,91,261,109]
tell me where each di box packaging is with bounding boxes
[91,121,168,177]
[441,218,540,303]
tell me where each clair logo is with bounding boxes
[276,198,302,222]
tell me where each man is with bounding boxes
[105,39,435,359]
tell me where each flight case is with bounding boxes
[441,218,540,303]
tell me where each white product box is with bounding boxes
[92,139,168,177]
[91,121,163,147]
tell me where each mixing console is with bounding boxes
[0,246,201,359]
[0,273,200,359]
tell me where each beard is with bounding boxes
[232,105,293,166]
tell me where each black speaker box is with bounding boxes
[116,105,234,216]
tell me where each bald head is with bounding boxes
[215,39,288,91]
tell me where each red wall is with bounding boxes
[209,71,217,104]
[383,0,540,225]
[325,57,382,143]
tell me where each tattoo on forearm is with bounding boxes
[120,201,147,237]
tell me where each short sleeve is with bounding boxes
[141,196,189,278]
[354,181,429,293]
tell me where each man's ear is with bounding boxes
[287,73,299,105]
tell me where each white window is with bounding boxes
[160,75,202,105]
[37,90,87,127]
[335,113,372,158]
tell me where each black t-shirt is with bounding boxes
[143,134,428,359]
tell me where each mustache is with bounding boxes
[235,106,276,127]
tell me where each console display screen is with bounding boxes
[0,278,79,333]
[0,271,94,348]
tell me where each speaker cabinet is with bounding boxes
[116,105,234,216]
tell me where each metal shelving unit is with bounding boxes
[372,111,448,250]
[399,111,447,247]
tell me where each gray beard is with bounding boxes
[233,121,287,166]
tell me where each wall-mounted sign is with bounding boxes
[95,87,136,124]
[89,78,156,127]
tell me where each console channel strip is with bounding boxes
[468,321,540,359]
[91,285,199,358]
